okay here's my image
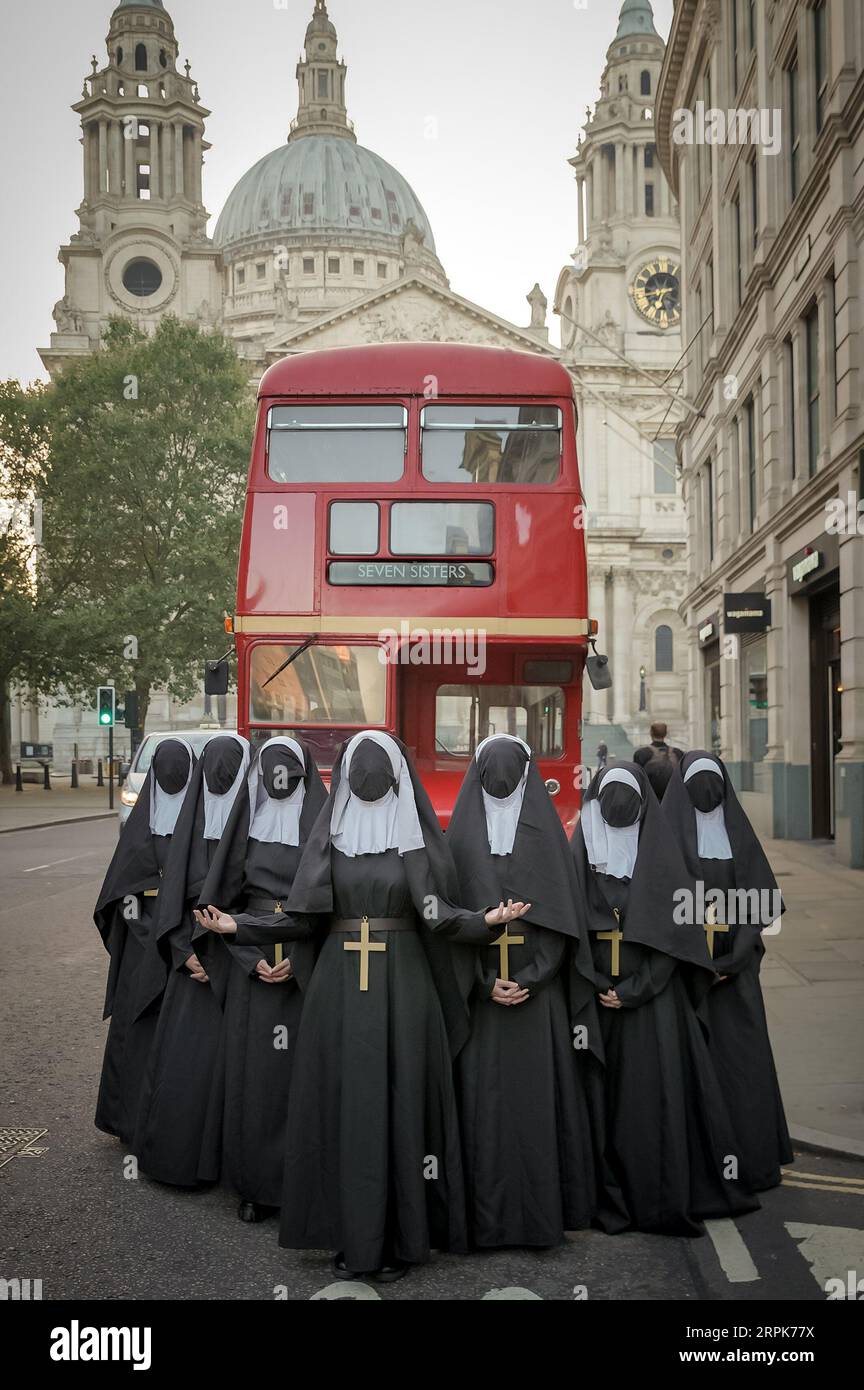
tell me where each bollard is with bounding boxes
[97,758,104,787]
[15,763,23,792]
[43,763,51,790]
[71,760,79,789]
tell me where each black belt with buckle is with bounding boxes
[245,895,287,913]
[329,916,415,935]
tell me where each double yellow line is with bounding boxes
[781,1167,864,1196]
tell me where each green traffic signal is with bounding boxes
[97,686,115,728]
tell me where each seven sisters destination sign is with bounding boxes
[328,560,494,586]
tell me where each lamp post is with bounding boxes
[639,665,646,714]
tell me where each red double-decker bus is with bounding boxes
[232,342,596,829]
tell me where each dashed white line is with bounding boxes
[22,854,96,873]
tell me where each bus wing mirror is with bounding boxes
[586,646,612,691]
[205,659,230,696]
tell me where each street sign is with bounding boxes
[19,742,53,761]
[723,593,772,633]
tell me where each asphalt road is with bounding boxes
[1,820,862,1302]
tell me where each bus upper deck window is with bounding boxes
[267,404,406,483]
[390,501,494,556]
[421,405,561,485]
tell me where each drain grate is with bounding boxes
[0,1128,49,1169]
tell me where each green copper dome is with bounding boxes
[214,136,437,253]
[615,0,658,38]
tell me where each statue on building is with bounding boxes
[53,295,83,335]
[527,283,548,331]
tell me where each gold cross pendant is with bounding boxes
[274,901,283,965]
[703,904,729,958]
[493,927,525,981]
[343,914,386,991]
[597,907,623,977]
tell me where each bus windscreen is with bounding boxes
[421,405,561,484]
[267,404,406,482]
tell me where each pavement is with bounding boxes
[0,778,119,833]
[0,816,862,1301]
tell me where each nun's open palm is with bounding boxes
[193,906,237,935]
[485,899,531,928]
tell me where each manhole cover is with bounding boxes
[0,1128,49,1168]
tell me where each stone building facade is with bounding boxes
[555,0,688,757]
[656,0,864,866]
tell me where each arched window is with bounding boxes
[640,69,651,95]
[116,46,123,66]
[655,624,674,672]
[135,43,147,72]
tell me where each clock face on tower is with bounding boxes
[629,258,681,329]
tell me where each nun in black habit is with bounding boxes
[662,751,792,1190]
[274,730,531,1280]
[571,763,760,1235]
[447,734,602,1248]
[132,733,249,1187]
[94,736,195,1144]
[192,736,327,1221]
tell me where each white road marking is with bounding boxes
[705,1218,760,1283]
[786,1222,864,1297]
[23,854,97,873]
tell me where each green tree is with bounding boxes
[44,315,253,733]
[0,380,107,782]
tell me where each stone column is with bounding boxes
[576,176,585,244]
[150,121,160,200]
[84,122,98,200]
[124,120,135,198]
[109,118,122,197]
[611,567,633,726]
[98,118,108,195]
[816,279,832,470]
[174,121,185,197]
[836,503,864,865]
[591,156,602,222]
[636,145,646,221]
[762,545,787,796]
[614,142,625,216]
[193,130,203,203]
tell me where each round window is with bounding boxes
[122,258,163,297]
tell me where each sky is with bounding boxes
[0,0,673,383]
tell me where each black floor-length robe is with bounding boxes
[196,738,327,1207]
[133,737,247,1187]
[276,733,499,1273]
[447,737,601,1248]
[94,738,195,1144]
[572,764,760,1236]
[662,753,792,1190]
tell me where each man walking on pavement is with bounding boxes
[633,721,685,802]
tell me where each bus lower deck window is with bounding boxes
[250,643,386,726]
[267,404,406,483]
[421,405,562,485]
[435,684,564,756]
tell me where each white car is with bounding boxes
[118,728,231,828]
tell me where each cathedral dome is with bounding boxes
[214,136,437,253]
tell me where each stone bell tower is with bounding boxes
[39,0,222,376]
[289,0,354,143]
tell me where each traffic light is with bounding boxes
[124,691,140,729]
[97,686,116,727]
